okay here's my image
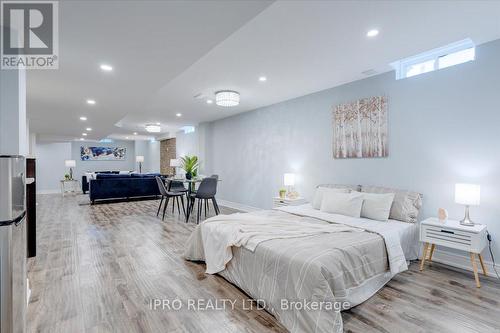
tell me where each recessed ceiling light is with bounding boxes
[86,127,92,131]
[80,116,87,121]
[206,99,213,104]
[133,132,138,135]
[100,64,113,71]
[80,138,84,141]
[176,113,182,117]
[366,29,379,37]
[125,136,129,139]
[258,76,267,82]
[145,124,161,133]
[86,99,96,105]
[82,133,87,136]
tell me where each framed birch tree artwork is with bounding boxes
[333,96,388,158]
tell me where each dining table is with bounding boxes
[164,176,221,222]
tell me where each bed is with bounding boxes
[184,185,422,333]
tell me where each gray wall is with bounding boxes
[36,139,135,191]
[204,39,500,260]
[135,140,161,173]
[36,142,72,192]
[71,140,136,181]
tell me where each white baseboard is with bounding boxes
[36,189,60,194]
[429,248,500,275]
[216,199,261,212]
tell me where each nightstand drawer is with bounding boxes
[420,222,487,253]
[272,197,307,208]
[422,225,472,249]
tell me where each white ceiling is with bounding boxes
[28,0,500,142]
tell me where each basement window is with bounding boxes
[181,126,195,134]
[391,39,475,80]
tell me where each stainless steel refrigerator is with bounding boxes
[0,156,26,333]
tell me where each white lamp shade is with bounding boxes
[170,159,181,167]
[284,173,295,186]
[136,155,145,163]
[65,160,76,167]
[455,183,480,206]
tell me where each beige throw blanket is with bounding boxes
[200,213,363,274]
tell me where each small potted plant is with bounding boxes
[180,155,199,180]
[279,188,287,199]
[64,173,70,180]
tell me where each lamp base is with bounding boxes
[459,205,475,226]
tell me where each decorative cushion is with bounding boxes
[312,187,350,210]
[320,192,364,218]
[361,186,423,223]
[317,184,361,192]
[360,192,395,221]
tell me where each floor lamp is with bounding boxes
[136,156,144,174]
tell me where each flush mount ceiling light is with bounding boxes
[133,132,138,135]
[258,76,267,82]
[86,99,96,105]
[100,64,113,72]
[206,99,213,104]
[366,29,379,37]
[215,90,240,107]
[145,124,161,133]
[86,127,92,131]
[176,113,182,117]
[82,133,87,136]
[80,138,84,141]
[80,116,87,121]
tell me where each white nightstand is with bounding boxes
[272,197,307,208]
[420,217,488,287]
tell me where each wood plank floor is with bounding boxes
[28,194,500,333]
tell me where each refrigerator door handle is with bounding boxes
[0,211,26,226]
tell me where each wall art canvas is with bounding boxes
[333,96,388,159]
[81,146,127,161]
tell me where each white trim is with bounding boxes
[216,199,261,212]
[427,248,500,275]
[36,189,60,194]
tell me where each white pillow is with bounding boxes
[360,192,395,221]
[312,187,350,210]
[320,192,363,218]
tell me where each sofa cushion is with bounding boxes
[96,174,131,179]
[360,186,423,223]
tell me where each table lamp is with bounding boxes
[136,155,144,173]
[455,183,480,226]
[65,160,76,180]
[170,159,181,175]
[284,173,295,198]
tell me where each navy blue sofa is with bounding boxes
[89,173,161,204]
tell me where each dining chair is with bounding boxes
[155,177,186,220]
[169,180,188,193]
[187,176,220,224]
[205,174,219,214]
